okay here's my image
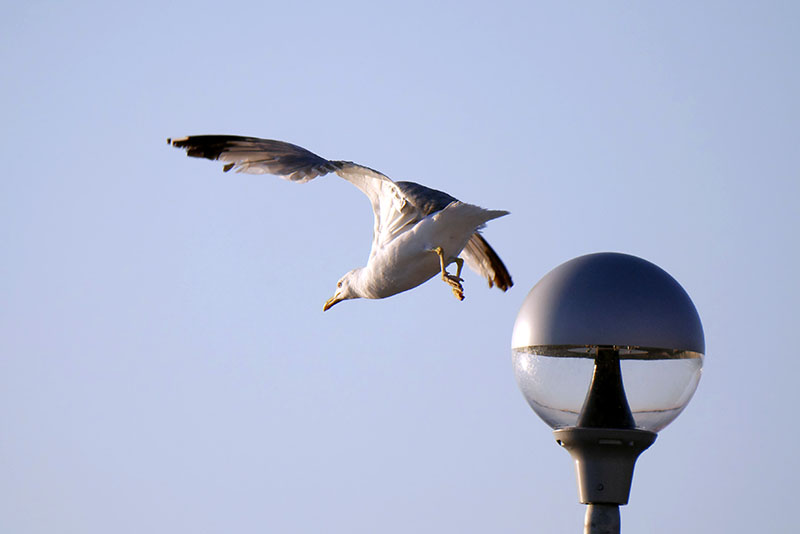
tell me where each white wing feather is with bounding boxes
[169,135,425,259]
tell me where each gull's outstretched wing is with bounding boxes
[168,135,339,182]
[332,164,421,258]
[168,135,421,258]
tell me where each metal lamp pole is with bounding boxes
[554,347,656,534]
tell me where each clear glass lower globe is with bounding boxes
[512,347,703,432]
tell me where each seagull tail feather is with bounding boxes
[462,233,513,291]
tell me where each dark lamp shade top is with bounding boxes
[511,253,705,354]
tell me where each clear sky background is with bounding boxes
[2,2,798,533]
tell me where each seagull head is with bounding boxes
[323,269,361,311]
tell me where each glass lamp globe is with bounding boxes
[511,253,705,433]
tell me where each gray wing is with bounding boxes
[395,181,457,214]
[168,135,422,258]
[168,135,340,182]
[396,181,513,291]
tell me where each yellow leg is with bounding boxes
[454,257,464,279]
[430,247,465,301]
[433,246,447,277]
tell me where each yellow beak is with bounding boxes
[323,296,343,312]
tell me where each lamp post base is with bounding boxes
[553,427,656,505]
[585,504,620,534]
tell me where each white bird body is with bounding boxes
[352,201,509,299]
[168,135,512,309]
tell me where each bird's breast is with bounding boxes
[361,248,441,299]
[360,230,467,299]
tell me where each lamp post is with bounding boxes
[511,253,704,534]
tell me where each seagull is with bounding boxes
[168,135,512,310]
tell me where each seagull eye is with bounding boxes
[337,281,342,288]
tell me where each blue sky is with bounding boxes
[1,1,798,532]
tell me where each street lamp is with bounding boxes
[511,253,704,533]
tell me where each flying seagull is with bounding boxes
[168,135,512,310]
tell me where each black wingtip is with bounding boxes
[170,135,242,161]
